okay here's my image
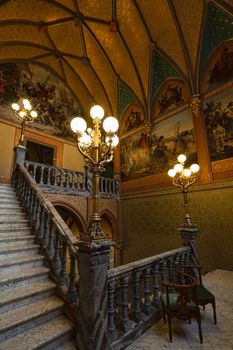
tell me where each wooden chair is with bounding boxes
[181,265,217,324]
[160,271,203,343]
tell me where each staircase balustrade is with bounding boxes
[13,164,79,308]
[107,246,192,348]
[24,160,119,197]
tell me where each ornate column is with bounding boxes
[76,240,112,350]
[190,94,213,184]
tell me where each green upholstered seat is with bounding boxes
[196,285,215,300]
[161,293,197,312]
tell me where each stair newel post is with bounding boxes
[76,240,112,350]
[59,241,69,287]
[132,270,142,322]
[53,231,61,276]
[152,264,160,307]
[67,250,78,304]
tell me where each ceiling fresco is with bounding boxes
[0,0,232,130]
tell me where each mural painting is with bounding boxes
[201,44,233,93]
[0,62,82,140]
[120,104,145,135]
[204,88,233,161]
[153,79,189,119]
[121,109,197,181]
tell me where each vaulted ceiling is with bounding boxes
[0,0,232,119]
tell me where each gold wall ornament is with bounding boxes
[168,154,200,227]
[11,99,38,145]
[70,105,119,242]
[190,94,202,118]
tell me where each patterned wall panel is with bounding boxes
[200,2,233,70]
[122,181,233,272]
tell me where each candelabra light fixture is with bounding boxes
[70,104,119,242]
[168,154,200,227]
[11,99,38,145]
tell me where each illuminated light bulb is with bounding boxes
[79,133,91,148]
[168,168,176,177]
[30,110,37,118]
[177,154,186,163]
[190,163,200,173]
[19,111,26,118]
[183,168,192,177]
[106,134,119,148]
[90,105,104,120]
[23,99,31,110]
[70,117,87,133]
[103,116,119,133]
[174,163,183,174]
[87,127,92,134]
[12,103,20,111]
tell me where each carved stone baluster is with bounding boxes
[77,173,81,190]
[40,166,44,185]
[26,186,31,212]
[32,165,36,180]
[47,167,51,186]
[160,260,167,293]
[59,242,69,287]
[71,172,75,188]
[48,222,56,260]
[67,251,78,304]
[168,257,174,283]
[53,232,61,275]
[42,212,50,249]
[35,202,41,238]
[65,171,69,187]
[61,170,65,187]
[99,177,104,193]
[180,254,185,284]
[174,254,180,284]
[143,267,152,314]
[120,276,129,330]
[108,280,117,340]
[132,270,142,322]
[38,207,45,240]
[29,191,35,216]
[152,264,160,307]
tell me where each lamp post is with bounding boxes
[70,105,119,242]
[11,98,38,145]
[168,154,200,227]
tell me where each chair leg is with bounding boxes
[168,316,173,343]
[161,301,166,323]
[197,317,203,344]
[212,300,217,324]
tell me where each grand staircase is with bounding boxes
[0,184,76,350]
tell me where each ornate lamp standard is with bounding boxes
[168,154,200,227]
[70,105,119,242]
[11,98,38,145]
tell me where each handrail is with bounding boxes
[13,164,79,305]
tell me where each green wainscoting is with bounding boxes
[121,180,233,272]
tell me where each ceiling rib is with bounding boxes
[46,30,67,82]
[132,0,153,43]
[168,0,195,94]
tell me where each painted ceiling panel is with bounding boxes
[49,21,83,57]
[117,0,150,98]
[83,27,117,116]
[0,46,47,60]
[65,57,111,114]
[171,0,203,72]
[0,0,70,21]
[0,23,52,48]
[78,0,112,21]
[137,0,188,77]
[55,0,74,11]
[88,22,143,104]
[62,59,93,118]
[35,56,66,82]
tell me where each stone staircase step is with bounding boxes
[0,208,24,214]
[0,296,65,342]
[0,315,74,350]
[0,204,23,209]
[0,227,31,235]
[0,213,26,220]
[0,266,50,290]
[0,281,56,315]
[0,193,18,199]
[0,244,39,259]
[0,254,44,273]
[55,341,77,350]
[0,235,34,244]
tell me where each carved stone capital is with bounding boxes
[190,94,202,118]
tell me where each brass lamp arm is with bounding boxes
[77,143,96,165]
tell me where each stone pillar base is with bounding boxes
[14,145,27,169]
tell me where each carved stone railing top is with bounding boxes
[107,246,192,349]
[13,164,79,307]
[24,160,119,198]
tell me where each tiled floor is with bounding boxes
[126,269,233,350]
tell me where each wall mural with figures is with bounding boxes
[204,88,233,161]
[0,62,82,140]
[121,107,197,181]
